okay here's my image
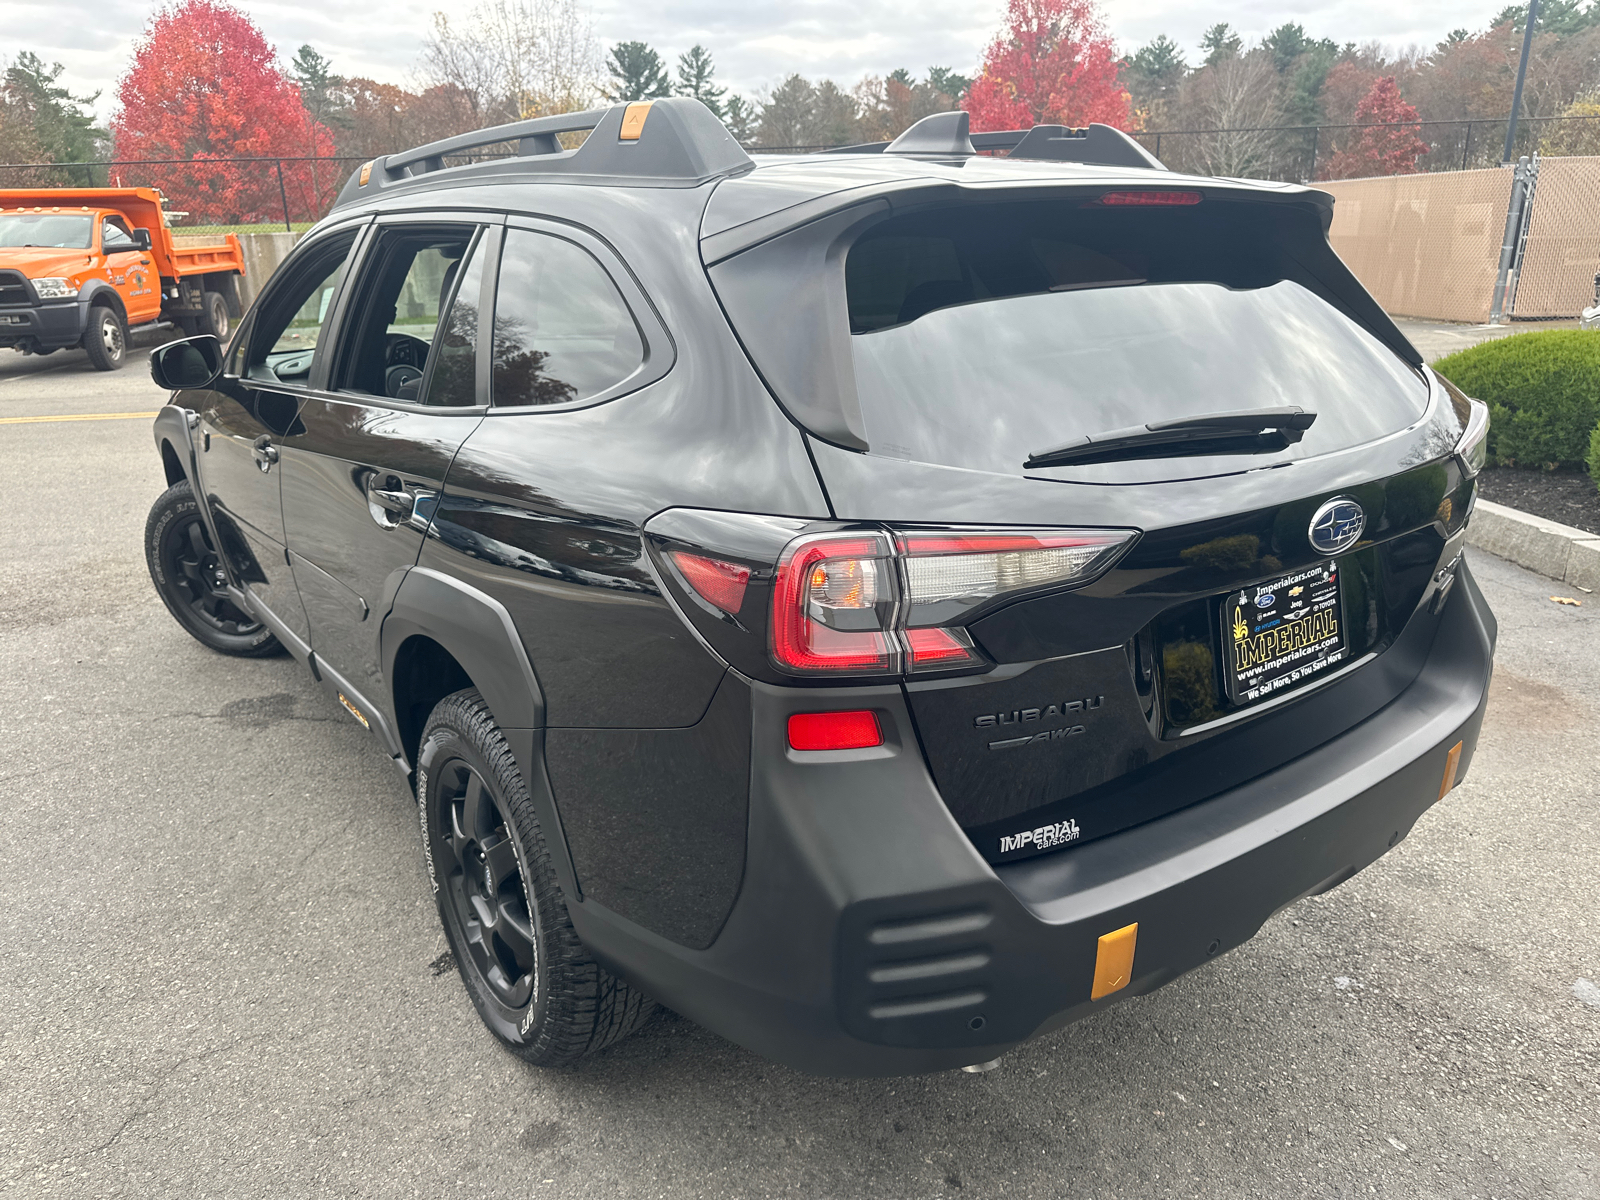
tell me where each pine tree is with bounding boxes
[1201,23,1243,65]
[291,45,348,130]
[4,52,105,181]
[605,42,671,103]
[674,45,725,118]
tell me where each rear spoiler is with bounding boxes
[822,111,1165,172]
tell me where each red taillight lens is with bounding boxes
[771,532,900,674]
[669,551,751,615]
[1091,190,1202,207]
[767,526,1135,678]
[787,710,883,751]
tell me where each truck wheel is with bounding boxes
[199,291,230,340]
[82,306,126,371]
[145,480,282,657]
[417,689,654,1067]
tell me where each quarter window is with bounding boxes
[491,228,644,407]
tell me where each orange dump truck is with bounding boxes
[0,187,245,370]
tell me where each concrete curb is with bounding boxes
[1467,498,1600,590]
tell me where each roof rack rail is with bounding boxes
[819,114,1166,171]
[333,98,753,209]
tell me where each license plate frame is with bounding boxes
[1220,562,1348,706]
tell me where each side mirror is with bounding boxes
[134,227,153,251]
[150,335,224,391]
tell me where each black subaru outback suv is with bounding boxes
[144,100,1495,1076]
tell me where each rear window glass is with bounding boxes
[844,202,1428,477]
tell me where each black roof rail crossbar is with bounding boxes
[382,108,610,178]
[816,116,1166,170]
[334,98,754,209]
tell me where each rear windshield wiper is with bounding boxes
[1025,407,1317,470]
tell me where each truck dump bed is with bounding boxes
[0,187,244,280]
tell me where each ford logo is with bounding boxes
[1309,497,1365,555]
[1255,592,1275,608]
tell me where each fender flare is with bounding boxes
[151,404,237,592]
[77,280,127,330]
[381,566,545,733]
[382,568,581,898]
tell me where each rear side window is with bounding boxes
[840,200,1429,475]
[491,228,644,407]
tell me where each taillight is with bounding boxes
[769,526,1135,677]
[771,532,901,674]
[668,551,751,615]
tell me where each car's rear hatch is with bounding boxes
[704,163,1478,864]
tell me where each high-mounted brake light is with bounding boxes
[1090,190,1203,207]
[768,526,1136,677]
[787,710,883,751]
[669,551,751,615]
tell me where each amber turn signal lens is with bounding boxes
[1439,740,1463,799]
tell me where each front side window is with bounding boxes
[491,228,644,407]
[334,226,482,403]
[102,218,137,252]
[248,229,359,384]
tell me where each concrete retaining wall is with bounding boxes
[235,232,302,308]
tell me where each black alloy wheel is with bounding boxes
[434,758,540,1011]
[144,480,282,657]
[418,689,654,1066]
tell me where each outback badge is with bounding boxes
[1309,497,1365,555]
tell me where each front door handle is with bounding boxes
[251,435,277,472]
[365,472,415,527]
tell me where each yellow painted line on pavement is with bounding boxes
[0,411,159,425]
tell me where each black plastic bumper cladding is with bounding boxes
[565,565,1494,1076]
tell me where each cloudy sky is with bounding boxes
[12,0,1510,125]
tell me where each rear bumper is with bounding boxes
[0,301,83,350]
[569,560,1496,1076]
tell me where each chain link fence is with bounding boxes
[1506,157,1600,319]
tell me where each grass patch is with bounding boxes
[1432,329,1600,471]
[168,222,314,238]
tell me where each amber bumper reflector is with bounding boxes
[1091,922,1138,1000]
[1439,740,1463,799]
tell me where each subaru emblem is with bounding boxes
[1309,497,1365,555]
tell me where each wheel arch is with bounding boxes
[79,281,127,323]
[159,437,186,487]
[381,567,545,743]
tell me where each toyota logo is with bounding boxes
[1309,498,1365,555]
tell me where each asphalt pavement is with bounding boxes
[1,345,1597,1199]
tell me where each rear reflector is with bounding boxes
[1090,922,1138,1000]
[787,710,883,751]
[669,551,751,615]
[1092,190,1202,207]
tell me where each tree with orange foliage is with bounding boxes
[1322,76,1429,179]
[963,0,1131,133]
[112,0,336,224]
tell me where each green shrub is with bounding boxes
[1432,329,1600,469]
[1589,418,1600,487]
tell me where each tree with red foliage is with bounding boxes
[964,0,1131,133]
[1323,77,1429,179]
[112,0,336,224]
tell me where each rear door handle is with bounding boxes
[251,435,277,471]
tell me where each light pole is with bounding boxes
[1502,0,1541,164]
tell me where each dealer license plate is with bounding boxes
[1221,563,1347,705]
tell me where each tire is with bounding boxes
[199,291,229,340]
[82,305,127,371]
[144,480,282,657]
[418,688,654,1066]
